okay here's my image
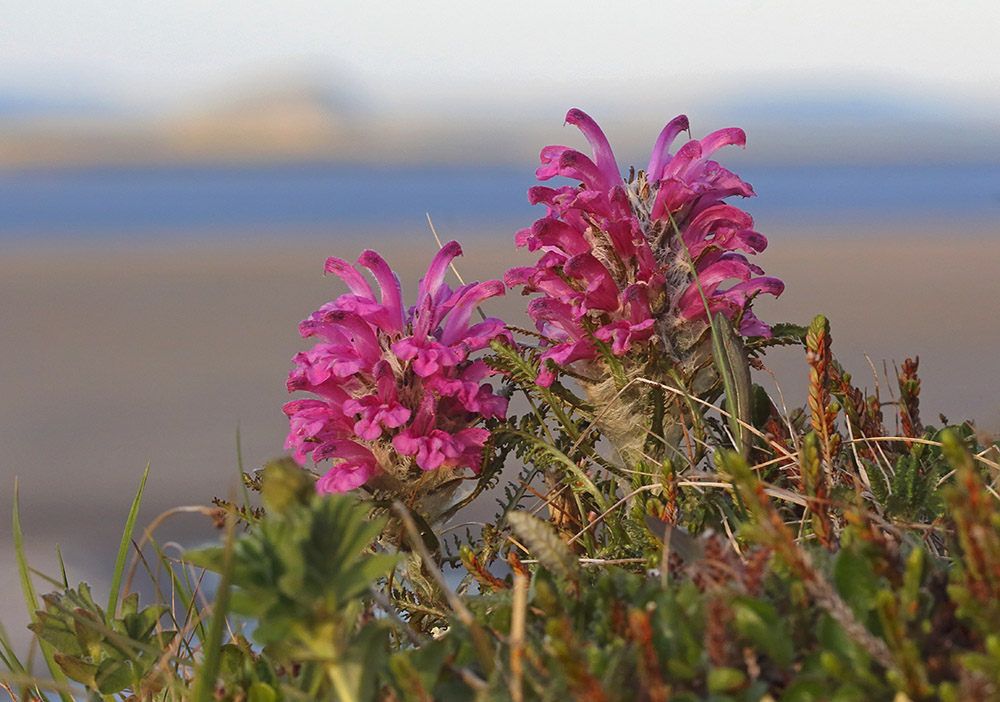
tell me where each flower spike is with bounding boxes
[508,107,782,386]
[284,241,509,510]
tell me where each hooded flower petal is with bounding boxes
[358,250,405,334]
[565,108,622,190]
[647,114,690,181]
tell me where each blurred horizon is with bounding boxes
[3,0,1000,171]
[2,65,1000,170]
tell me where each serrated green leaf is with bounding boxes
[500,428,607,508]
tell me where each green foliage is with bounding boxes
[27,583,176,696]
[186,461,398,701]
[7,302,1000,701]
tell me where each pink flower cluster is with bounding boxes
[283,242,509,494]
[505,109,784,385]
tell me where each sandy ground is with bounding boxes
[1,219,998,655]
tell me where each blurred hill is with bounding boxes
[1,74,998,169]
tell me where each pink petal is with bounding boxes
[532,217,591,256]
[324,257,375,299]
[565,108,622,190]
[441,279,505,346]
[314,441,380,493]
[563,253,620,312]
[646,114,690,181]
[358,250,405,334]
[699,127,746,158]
[412,241,462,338]
[537,339,596,386]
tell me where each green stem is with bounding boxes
[325,661,358,702]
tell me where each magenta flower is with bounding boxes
[284,242,509,500]
[506,108,783,385]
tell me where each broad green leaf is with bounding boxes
[52,653,97,687]
[71,608,103,657]
[833,548,881,617]
[247,682,277,702]
[95,658,132,695]
[707,666,745,693]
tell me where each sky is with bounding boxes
[2,0,999,118]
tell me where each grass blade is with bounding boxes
[0,617,25,674]
[190,515,236,702]
[107,462,151,618]
[54,546,68,589]
[236,425,250,509]
[13,478,70,702]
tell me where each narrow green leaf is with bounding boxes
[0,617,25,674]
[132,534,205,645]
[236,425,251,509]
[712,312,753,458]
[13,479,40,630]
[14,478,70,702]
[54,545,68,590]
[108,462,150,618]
[191,516,237,702]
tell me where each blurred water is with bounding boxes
[1,163,998,240]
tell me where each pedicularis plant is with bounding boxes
[5,110,1000,702]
